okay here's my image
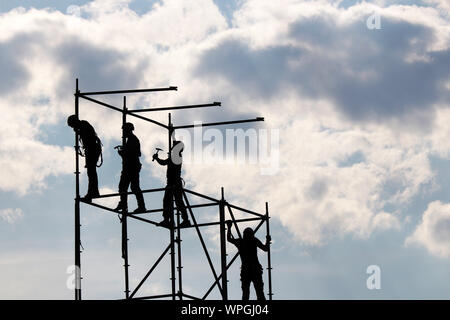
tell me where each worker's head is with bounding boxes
[122,122,134,136]
[171,140,184,165]
[172,140,184,152]
[243,227,254,241]
[67,114,80,129]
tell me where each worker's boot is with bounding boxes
[158,218,173,229]
[179,219,191,228]
[88,188,100,198]
[114,202,128,212]
[133,194,146,213]
[179,211,191,228]
[82,188,100,203]
[133,206,147,213]
[81,194,93,203]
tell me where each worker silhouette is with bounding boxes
[114,122,146,213]
[227,220,271,300]
[67,115,102,202]
[153,140,191,228]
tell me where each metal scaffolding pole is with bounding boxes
[266,202,273,300]
[173,118,184,297]
[121,97,130,299]
[219,187,228,300]
[128,102,221,113]
[74,78,82,301]
[168,113,176,300]
[227,205,242,239]
[78,94,168,129]
[174,117,264,130]
[176,207,183,300]
[182,189,224,296]
[79,86,177,96]
[129,243,171,299]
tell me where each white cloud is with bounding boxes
[0,0,448,246]
[406,201,450,258]
[425,0,450,15]
[186,0,450,244]
[0,0,227,196]
[0,208,23,224]
[96,186,120,209]
[184,111,429,245]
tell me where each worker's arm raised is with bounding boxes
[153,153,169,166]
[256,235,271,252]
[226,220,237,245]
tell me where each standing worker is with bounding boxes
[153,140,191,228]
[227,220,271,300]
[114,122,146,213]
[67,114,102,203]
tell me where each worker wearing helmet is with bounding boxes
[67,114,102,202]
[114,122,146,213]
[227,221,271,300]
[153,139,191,228]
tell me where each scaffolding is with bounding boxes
[72,79,273,300]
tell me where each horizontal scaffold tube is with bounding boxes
[79,86,177,96]
[128,102,221,113]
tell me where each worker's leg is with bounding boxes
[117,170,131,210]
[85,148,100,197]
[173,184,188,221]
[86,164,98,196]
[253,270,266,301]
[241,276,251,300]
[130,166,145,210]
[162,185,174,222]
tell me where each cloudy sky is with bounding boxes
[1,0,450,299]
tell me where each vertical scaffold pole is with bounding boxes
[173,117,183,299]
[173,118,183,300]
[74,78,82,300]
[219,187,228,300]
[176,207,183,300]
[265,202,273,300]
[122,96,130,299]
[169,113,176,300]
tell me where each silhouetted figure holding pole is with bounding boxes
[153,140,191,228]
[227,220,271,300]
[67,114,102,203]
[114,122,146,213]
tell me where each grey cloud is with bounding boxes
[0,34,32,94]
[195,16,450,128]
[0,28,148,101]
[195,40,299,99]
[433,218,450,242]
[53,37,148,97]
[305,178,329,201]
